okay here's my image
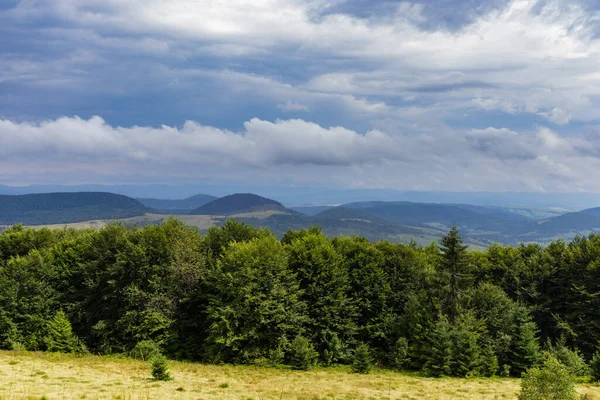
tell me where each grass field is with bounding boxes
[1,351,599,400]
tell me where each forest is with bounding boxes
[1,218,600,380]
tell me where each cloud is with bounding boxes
[538,107,572,125]
[0,115,403,167]
[3,1,600,192]
[277,101,309,112]
[2,115,600,191]
[465,127,536,160]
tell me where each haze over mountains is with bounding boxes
[2,190,600,247]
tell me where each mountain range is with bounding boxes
[0,192,149,225]
[2,191,600,246]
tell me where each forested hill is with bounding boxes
[190,193,293,215]
[137,194,217,212]
[0,192,150,225]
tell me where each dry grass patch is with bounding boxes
[0,351,599,399]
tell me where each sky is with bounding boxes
[1,0,600,193]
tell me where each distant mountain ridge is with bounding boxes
[138,194,216,212]
[190,193,294,216]
[5,190,600,247]
[0,192,150,225]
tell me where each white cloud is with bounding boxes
[538,107,573,125]
[277,101,309,112]
[0,115,403,167]
[3,115,600,191]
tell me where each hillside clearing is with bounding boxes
[1,351,599,400]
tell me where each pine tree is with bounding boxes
[151,353,172,381]
[288,336,318,370]
[438,227,471,322]
[451,328,481,377]
[45,310,80,353]
[351,343,374,374]
[424,319,453,377]
[511,321,541,376]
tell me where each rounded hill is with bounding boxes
[190,193,290,216]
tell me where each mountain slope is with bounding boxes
[343,201,531,233]
[138,194,217,212]
[0,192,150,225]
[190,193,293,216]
[315,206,390,224]
[520,207,600,238]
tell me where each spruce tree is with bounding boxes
[351,343,374,374]
[511,321,541,376]
[151,354,172,381]
[45,310,79,353]
[424,319,453,377]
[288,336,318,370]
[438,227,470,322]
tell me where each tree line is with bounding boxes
[1,219,600,377]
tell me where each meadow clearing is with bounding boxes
[1,351,599,400]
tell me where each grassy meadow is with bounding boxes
[0,351,599,400]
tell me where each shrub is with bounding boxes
[288,336,318,370]
[392,337,410,370]
[151,354,172,381]
[518,355,577,400]
[351,343,373,374]
[130,340,161,361]
[322,333,345,366]
[590,350,600,382]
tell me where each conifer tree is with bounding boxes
[151,353,172,381]
[288,336,318,370]
[511,321,541,376]
[351,343,374,374]
[45,310,80,353]
[424,318,453,377]
[438,227,470,322]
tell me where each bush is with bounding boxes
[518,356,577,400]
[590,350,600,382]
[130,340,161,361]
[322,333,345,366]
[151,354,172,381]
[288,336,318,370]
[392,337,410,370]
[351,343,373,374]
